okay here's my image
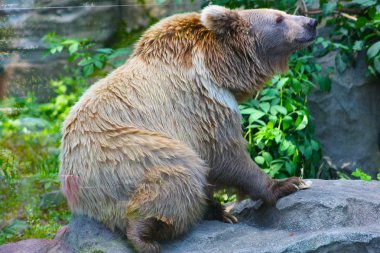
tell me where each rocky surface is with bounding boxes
[309,51,380,176]
[1,179,380,253]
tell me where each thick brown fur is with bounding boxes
[60,5,316,252]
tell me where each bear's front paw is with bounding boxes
[271,177,312,202]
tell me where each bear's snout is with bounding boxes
[307,18,318,29]
[293,16,317,44]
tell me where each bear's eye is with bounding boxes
[276,16,284,24]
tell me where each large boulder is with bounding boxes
[309,51,380,177]
[1,180,380,253]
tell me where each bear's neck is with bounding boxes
[201,39,286,103]
[133,13,287,103]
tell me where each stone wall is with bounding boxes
[309,51,380,176]
[0,0,202,100]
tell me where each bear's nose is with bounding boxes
[307,18,318,28]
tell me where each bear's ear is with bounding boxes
[200,5,246,36]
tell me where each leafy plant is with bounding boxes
[351,168,373,181]
[351,168,380,181]
[240,51,324,179]
[317,0,380,75]
[40,33,131,122]
[0,34,130,244]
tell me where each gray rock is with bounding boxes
[164,180,380,253]
[0,238,62,253]
[309,51,380,176]
[1,179,380,253]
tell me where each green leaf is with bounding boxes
[68,43,79,55]
[311,140,319,151]
[269,115,277,124]
[335,53,348,73]
[292,79,301,93]
[247,119,266,128]
[295,115,308,130]
[240,108,261,114]
[61,39,79,45]
[259,102,270,113]
[374,57,380,74]
[368,41,380,59]
[317,75,331,92]
[285,162,295,175]
[282,115,293,130]
[322,2,337,16]
[302,146,313,160]
[353,40,364,51]
[270,105,287,115]
[96,48,113,54]
[78,58,93,66]
[262,152,273,163]
[83,64,94,77]
[352,168,372,181]
[274,130,282,143]
[279,140,290,152]
[260,95,276,101]
[247,110,265,124]
[266,121,275,129]
[94,60,103,69]
[276,77,289,89]
[3,219,28,235]
[287,144,296,156]
[109,48,131,59]
[351,0,377,7]
[377,173,380,180]
[270,163,283,177]
[254,156,265,165]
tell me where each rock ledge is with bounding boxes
[1,180,380,253]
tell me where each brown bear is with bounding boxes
[59,5,316,253]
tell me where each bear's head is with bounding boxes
[201,5,317,56]
[199,5,317,100]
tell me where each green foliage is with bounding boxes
[0,34,130,244]
[40,33,131,122]
[351,168,372,181]
[319,0,380,75]
[240,51,323,179]
[213,189,237,204]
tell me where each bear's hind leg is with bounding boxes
[127,218,165,253]
[125,163,207,252]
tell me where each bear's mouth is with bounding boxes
[295,30,317,44]
[295,36,316,43]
